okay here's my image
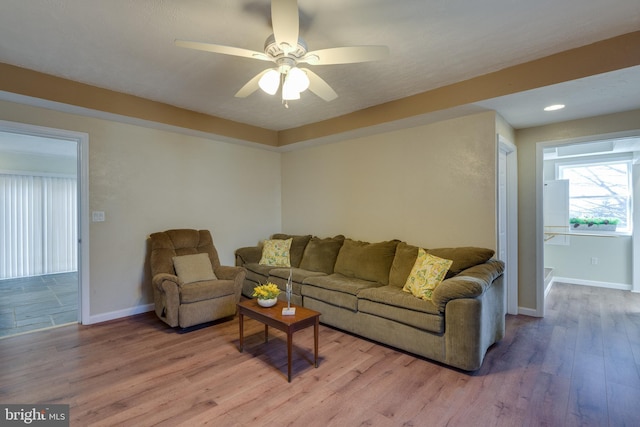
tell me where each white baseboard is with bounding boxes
[83,303,155,325]
[517,306,539,317]
[551,276,631,291]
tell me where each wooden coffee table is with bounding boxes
[237,299,320,382]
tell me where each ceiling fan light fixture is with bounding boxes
[258,69,280,95]
[287,67,310,92]
[282,77,301,100]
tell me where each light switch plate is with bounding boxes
[92,211,105,222]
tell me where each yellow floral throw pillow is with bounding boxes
[259,238,293,267]
[403,248,453,301]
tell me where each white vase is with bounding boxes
[257,298,277,307]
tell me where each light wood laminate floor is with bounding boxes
[1,282,639,426]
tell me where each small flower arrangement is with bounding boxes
[253,282,281,300]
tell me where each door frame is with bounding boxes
[0,120,90,324]
[498,135,518,315]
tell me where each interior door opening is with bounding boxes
[0,121,89,337]
[539,134,640,317]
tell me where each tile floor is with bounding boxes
[0,272,78,338]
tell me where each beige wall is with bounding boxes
[516,108,640,311]
[11,95,637,319]
[0,100,282,318]
[281,111,498,250]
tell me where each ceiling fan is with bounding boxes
[175,0,389,106]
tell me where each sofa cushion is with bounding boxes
[172,253,216,284]
[388,242,419,288]
[235,245,263,265]
[299,235,345,274]
[427,247,495,278]
[268,267,326,296]
[358,286,443,333]
[334,239,399,285]
[403,249,452,301]
[259,238,292,267]
[271,234,312,268]
[243,262,274,284]
[302,274,381,311]
[180,279,236,303]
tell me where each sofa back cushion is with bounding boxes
[388,242,419,288]
[299,235,345,274]
[271,234,312,268]
[334,239,399,285]
[389,242,496,285]
[427,247,495,278]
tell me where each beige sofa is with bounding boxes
[236,234,505,371]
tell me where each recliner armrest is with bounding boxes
[215,265,245,281]
[152,273,182,290]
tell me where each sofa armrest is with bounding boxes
[235,246,263,266]
[431,259,505,312]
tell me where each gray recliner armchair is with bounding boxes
[149,229,245,328]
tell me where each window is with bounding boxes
[558,159,632,233]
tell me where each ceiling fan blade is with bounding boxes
[301,68,337,102]
[271,0,299,53]
[175,39,271,61]
[235,69,272,98]
[301,46,389,65]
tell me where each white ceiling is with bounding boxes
[0,0,639,133]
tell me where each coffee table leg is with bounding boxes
[314,318,319,368]
[287,330,293,382]
[264,324,269,343]
[239,312,244,352]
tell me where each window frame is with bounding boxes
[555,153,633,235]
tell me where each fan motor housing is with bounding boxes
[264,34,308,59]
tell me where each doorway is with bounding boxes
[0,120,89,336]
[537,133,640,316]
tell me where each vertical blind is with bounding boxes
[0,173,77,279]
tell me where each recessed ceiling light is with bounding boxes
[544,104,565,111]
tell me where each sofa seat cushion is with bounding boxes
[268,267,327,295]
[180,279,236,304]
[302,274,381,311]
[358,286,444,333]
[243,262,273,283]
